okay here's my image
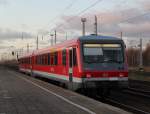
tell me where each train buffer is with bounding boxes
[0,66,132,114]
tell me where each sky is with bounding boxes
[0,0,150,60]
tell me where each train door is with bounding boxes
[30,55,34,76]
[69,48,73,82]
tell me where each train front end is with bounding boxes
[79,35,128,90]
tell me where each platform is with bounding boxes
[0,66,132,114]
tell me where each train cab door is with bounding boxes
[68,47,77,90]
[69,48,73,83]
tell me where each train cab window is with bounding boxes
[83,44,123,63]
[62,50,66,66]
[73,48,77,66]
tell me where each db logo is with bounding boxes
[102,73,108,77]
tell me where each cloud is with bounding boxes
[0,45,15,50]
[120,22,150,37]
[0,0,8,5]
[57,7,150,38]
[0,28,33,40]
[138,0,150,10]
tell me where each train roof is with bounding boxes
[19,35,123,58]
[78,35,121,41]
[19,52,33,59]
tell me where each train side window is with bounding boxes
[50,53,54,65]
[43,54,46,65]
[54,52,58,65]
[40,55,42,64]
[42,55,43,65]
[73,48,77,66]
[30,57,31,64]
[45,54,47,65]
[39,55,41,64]
[48,53,50,65]
[39,56,40,64]
[37,56,39,64]
[43,55,46,65]
[62,50,66,66]
[69,49,72,67]
[36,56,38,64]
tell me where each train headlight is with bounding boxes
[119,73,124,77]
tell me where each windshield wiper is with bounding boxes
[103,58,123,63]
[85,60,103,64]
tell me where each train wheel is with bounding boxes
[67,82,74,90]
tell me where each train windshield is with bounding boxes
[83,44,124,63]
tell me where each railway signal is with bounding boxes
[12,51,14,56]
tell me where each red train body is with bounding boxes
[18,35,128,90]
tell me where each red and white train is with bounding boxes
[18,35,128,91]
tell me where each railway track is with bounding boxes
[122,87,150,99]
[82,87,150,114]
[105,98,149,114]
[129,80,150,91]
[105,88,150,114]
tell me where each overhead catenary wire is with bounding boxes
[50,0,103,33]
[40,0,78,33]
[119,11,150,24]
[99,9,150,38]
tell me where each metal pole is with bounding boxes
[139,38,143,69]
[83,21,85,36]
[36,36,39,50]
[66,32,67,40]
[94,15,98,35]
[81,18,86,36]
[121,31,122,39]
[54,30,56,44]
[50,34,53,46]
[42,35,43,40]
[22,32,23,40]
[27,43,29,53]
